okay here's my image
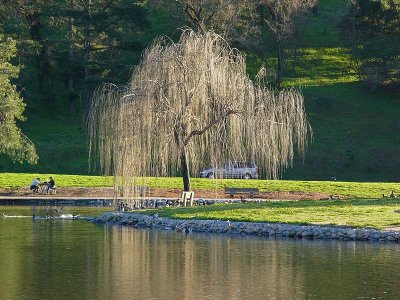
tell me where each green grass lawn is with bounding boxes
[2,173,400,199]
[141,199,400,230]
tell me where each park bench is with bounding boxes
[224,187,259,199]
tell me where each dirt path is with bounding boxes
[0,187,332,200]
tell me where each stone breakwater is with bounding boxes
[93,212,400,243]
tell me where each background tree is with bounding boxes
[339,0,363,79]
[0,0,150,114]
[340,0,400,90]
[258,0,317,88]
[0,36,38,163]
[68,0,150,107]
[151,0,253,38]
[88,30,311,194]
[0,0,55,99]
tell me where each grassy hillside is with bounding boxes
[1,0,399,182]
[288,83,400,181]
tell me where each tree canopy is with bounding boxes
[0,0,150,114]
[88,30,312,193]
[0,36,37,163]
[340,0,400,90]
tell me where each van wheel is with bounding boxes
[242,173,252,179]
[207,172,215,179]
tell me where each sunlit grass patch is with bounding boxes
[246,47,359,87]
[143,198,400,229]
[284,48,359,87]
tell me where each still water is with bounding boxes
[0,206,400,300]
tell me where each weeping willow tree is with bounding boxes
[88,30,311,196]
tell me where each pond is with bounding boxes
[1,206,399,299]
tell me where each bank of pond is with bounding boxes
[1,197,400,243]
[94,212,400,243]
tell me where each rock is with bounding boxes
[92,213,400,244]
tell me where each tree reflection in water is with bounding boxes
[0,216,399,299]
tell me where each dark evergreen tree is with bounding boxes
[0,35,37,163]
[0,0,151,115]
[340,0,400,91]
[62,0,150,111]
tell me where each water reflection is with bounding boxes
[0,212,399,299]
[97,227,305,299]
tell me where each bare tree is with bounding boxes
[151,0,253,38]
[339,0,363,80]
[259,0,317,88]
[88,30,311,196]
[68,0,77,116]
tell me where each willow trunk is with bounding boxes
[180,146,191,192]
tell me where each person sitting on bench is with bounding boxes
[46,177,56,194]
[29,178,41,193]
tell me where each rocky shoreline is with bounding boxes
[93,212,400,243]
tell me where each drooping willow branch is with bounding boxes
[88,30,312,197]
[184,109,239,145]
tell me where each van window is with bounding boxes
[247,162,255,168]
[223,162,234,169]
